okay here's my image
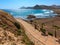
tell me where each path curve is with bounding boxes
[16,18,60,45]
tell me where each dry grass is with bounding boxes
[29,16,60,38]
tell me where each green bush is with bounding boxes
[26,41,34,45]
[48,32,53,36]
[14,22,20,29]
[40,28,46,34]
[17,29,22,35]
[3,24,6,27]
[2,24,7,28]
[21,39,25,43]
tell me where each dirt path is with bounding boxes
[16,18,60,45]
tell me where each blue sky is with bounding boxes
[0,0,60,9]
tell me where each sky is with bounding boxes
[0,0,60,9]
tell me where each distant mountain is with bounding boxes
[51,5,60,9]
[20,6,33,9]
[20,7,27,9]
[20,5,60,9]
[33,5,50,9]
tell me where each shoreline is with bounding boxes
[15,8,60,21]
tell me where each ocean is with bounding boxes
[2,9,57,19]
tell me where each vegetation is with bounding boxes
[2,24,7,28]
[14,22,20,29]
[11,42,16,45]
[21,30,34,45]
[48,32,53,36]
[40,28,46,34]
[14,21,34,45]
[53,25,60,37]
[17,29,22,35]
[40,23,47,35]
[41,23,45,28]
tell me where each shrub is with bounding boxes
[48,32,53,36]
[21,30,34,45]
[21,39,25,43]
[11,42,16,45]
[3,24,6,27]
[30,41,34,45]
[3,31,7,36]
[14,22,20,29]
[17,29,22,35]
[40,28,46,34]
[2,24,7,28]
[26,41,34,45]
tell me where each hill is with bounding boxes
[0,10,24,45]
[20,5,60,9]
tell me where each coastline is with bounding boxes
[0,9,60,45]
[1,8,60,38]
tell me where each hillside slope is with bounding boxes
[0,10,25,45]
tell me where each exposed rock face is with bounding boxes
[27,15,36,19]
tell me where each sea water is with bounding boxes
[2,9,57,19]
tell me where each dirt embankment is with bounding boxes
[0,10,25,45]
[29,17,60,38]
[53,9,60,14]
[28,9,60,38]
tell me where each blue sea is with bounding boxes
[2,9,57,19]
